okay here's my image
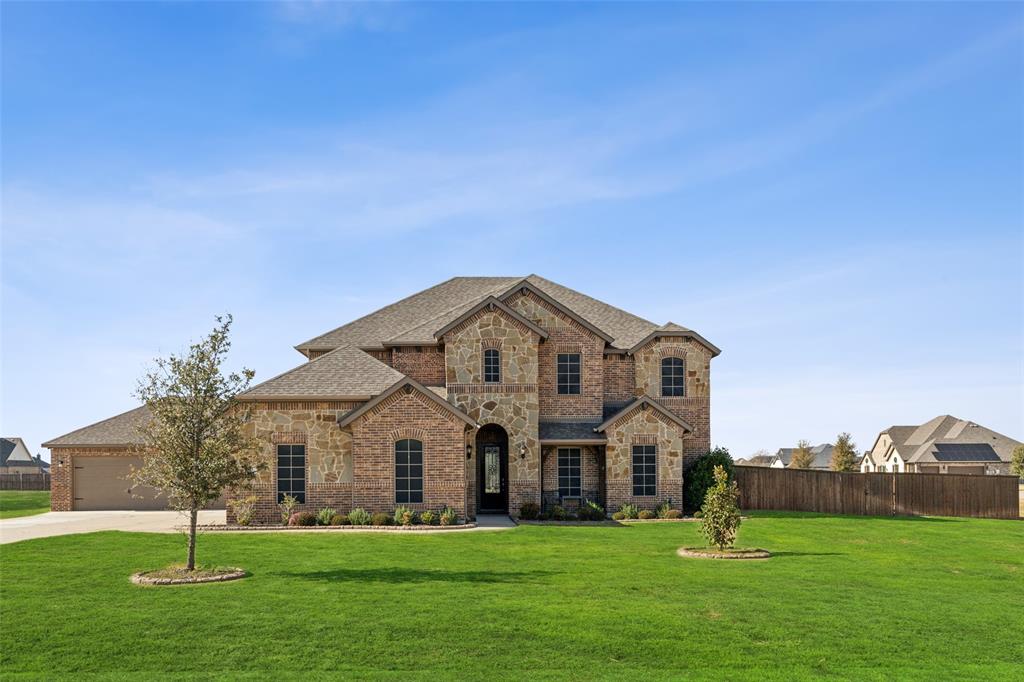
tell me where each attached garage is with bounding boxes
[72,455,167,511]
[44,406,224,512]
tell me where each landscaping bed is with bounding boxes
[677,547,771,559]
[131,566,247,585]
[199,522,477,532]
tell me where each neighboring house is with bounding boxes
[770,444,835,470]
[45,275,719,520]
[1,438,49,474]
[740,454,775,467]
[860,415,1021,475]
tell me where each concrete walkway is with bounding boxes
[474,514,517,529]
[0,510,226,545]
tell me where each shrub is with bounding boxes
[638,509,656,520]
[228,495,258,526]
[536,511,550,521]
[684,447,734,513]
[419,510,437,525]
[278,493,300,525]
[393,505,417,526]
[582,499,605,521]
[550,505,566,521]
[439,507,458,526]
[289,511,316,527]
[663,509,683,519]
[348,508,371,526]
[329,513,348,526]
[518,502,540,520]
[316,508,337,526]
[693,510,703,519]
[611,511,626,521]
[655,501,672,519]
[370,512,392,526]
[618,503,640,520]
[701,465,741,550]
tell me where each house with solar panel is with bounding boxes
[859,415,1021,475]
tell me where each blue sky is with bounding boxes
[3,1,1022,461]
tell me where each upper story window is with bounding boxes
[483,348,500,383]
[277,444,306,503]
[661,357,685,397]
[557,447,582,498]
[395,439,424,504]
[632,444,657,496]
[557,353,581,395]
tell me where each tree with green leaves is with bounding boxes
[831,432,859,472]
[684,446,734,512]
[1011,444,1024,478]
[700,465,741,551]
[130,315,266,571]
[789,439,815,469]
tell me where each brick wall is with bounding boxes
[391,346,445,386]
[48,447,135,511]
[505,290,604,420]
[540,445,603,510]
[603,353,635,402]
[349,388,468,518]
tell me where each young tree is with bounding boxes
[831,432,859,472]
[789,439,815,469]
[700,465,741,551]
[131,315,266,571]
[1011,444,1024,478]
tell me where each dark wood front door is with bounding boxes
[477,425,509,513]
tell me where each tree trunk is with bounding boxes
[186,508,198,571]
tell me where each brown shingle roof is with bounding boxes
[295,274,708,352]
[238,344,404,400]
[43,406,151,448]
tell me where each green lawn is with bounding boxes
[0,490,50,519]
[2,513,1022,680]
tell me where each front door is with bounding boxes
[478,442,509,512]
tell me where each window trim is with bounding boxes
[631,444,657,497]
[557,447,582,498]
[661,356,685,397]
[276,443,306,504]
[483,347,501,384]
[556,352,581,395]
[395,438,424,504]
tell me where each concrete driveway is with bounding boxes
[0,510,226,545]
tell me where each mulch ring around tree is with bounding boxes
[676,547,771,560]
[131,566,247,585]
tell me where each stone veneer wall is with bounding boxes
[348,388,468,518]
[604,405,686,513]
[505,290,604,420]
[237,400,361,524]
[443,308,541,516]
[540,444,603,510]
[633,337,712,467]
[391,346,445,386]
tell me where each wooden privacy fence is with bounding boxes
[733,467,1019,520]
[0,473,51,491]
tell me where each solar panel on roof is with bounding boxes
[932,443,1001,462]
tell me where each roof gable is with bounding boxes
[43,406,151,448]
[498,279,614,344]
[336,377,476,429]
[626,322,722,357]
[595,396,693,434]
[434,296,549,341]
[238,344,404,401]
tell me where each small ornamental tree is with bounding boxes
[684,446,734,513]
[130,315,266,571]
[700,465,741,551]
[830,432,859,472]
[789,439,816,469]
[1011,444,1024,478]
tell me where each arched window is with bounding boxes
[661,357,685,397]
[395,439,423,503]
[483,348,500,383]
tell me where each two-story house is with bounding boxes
[45,276,719,520]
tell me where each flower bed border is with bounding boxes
[676,547,771,560]
[197,522,477,532]
[131,568,247,585]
